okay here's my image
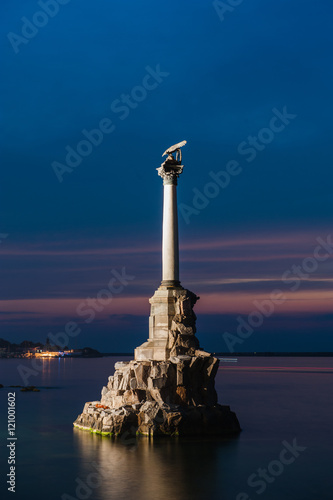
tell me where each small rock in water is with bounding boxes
[21,386,40,392]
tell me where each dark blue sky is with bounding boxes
[1,0,332,352]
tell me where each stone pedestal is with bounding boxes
[134,287,178,362]
[135,286,199,362]
[73,354,241,437]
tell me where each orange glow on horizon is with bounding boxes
[0,288,332,320]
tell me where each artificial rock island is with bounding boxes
[74,141,240,437]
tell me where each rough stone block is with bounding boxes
[123,390,140,406]
[112,395,125,408]
[134,363,150,389]
[195,349,211,357]
[175,385,188,405]
[114,361,130,370]
[152,377,166,389]
[129,377,137,390]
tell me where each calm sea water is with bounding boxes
[1,356,333,500]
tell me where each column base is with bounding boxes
[160,280,181,288]
[134,339,170,362]
[135,286,200,362]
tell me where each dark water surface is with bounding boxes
[1,356,333,500]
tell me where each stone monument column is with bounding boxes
[159,164,183,287]
[135,144,187,362]
[135,141,200,362]
[74,140,241,437]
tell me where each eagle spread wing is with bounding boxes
[162,140,187,157]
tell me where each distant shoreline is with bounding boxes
[1,353,333,360]
[213,352,333,357]
[102,352,333,357]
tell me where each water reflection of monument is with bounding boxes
[73,429,240,500]
[74,141,240,436]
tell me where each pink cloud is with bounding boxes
[0,297,149,320]
[197,289,333,314]
[1,287,331,322]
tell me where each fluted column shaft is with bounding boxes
[157,163,183,287]
[162,182,179,285]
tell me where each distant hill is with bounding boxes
[214,351,333,357]
[0,338,43,351]
[81,347,102,358]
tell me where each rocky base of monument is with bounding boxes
[73,352,241,437]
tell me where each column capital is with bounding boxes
[157,162,184,186]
